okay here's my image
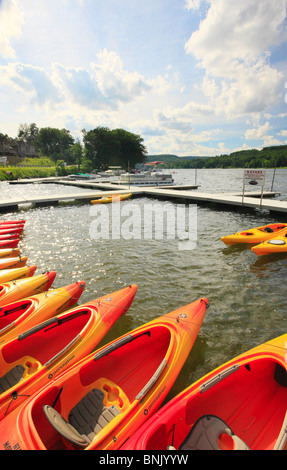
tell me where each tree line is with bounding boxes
[161,145,287,169]
[0,123,147,171]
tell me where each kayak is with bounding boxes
[0,284,137,421]
[0,256,28,270]
[0,234,19,241]
[91,193,132,204]
[0,296,208,450]
[0,239,20,249]
[221,223,287,245]
[0,271,56,307]
[251,230,287,256]
[0,280,85,345]
[0,248,21,259]
[123,334,287,451]
[0,221,25,225]
[0,266,37,283]
[0,227,24,237]
[0,220,25,225]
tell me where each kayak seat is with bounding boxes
[179,415,250,450]
[43,388,121,448]
[0,365,25,394]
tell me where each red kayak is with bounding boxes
[0,240,20,249]
[0,228,23,237]
[0,220,25,226]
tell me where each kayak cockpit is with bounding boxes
[0,309,93,397]
[29,325,173,449]
[0,300,33,333]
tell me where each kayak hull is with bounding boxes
[0,249,21,259]
[0,239,20,249]
[0,280,85,345]
[221,223,287,245]
[0,284,137,421]
[0,296,208,450]
[0,271,56,306]
[91,193,132,204]
[252,233,287,256]
[0,256,28,270]
[0,266,37,283]
[123,334,287,451]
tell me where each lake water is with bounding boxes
[0,168,286,402]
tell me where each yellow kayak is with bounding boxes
[91,193,132,204]
[221,223,287,245]
[0,266,37,283]
[252,229,287,256]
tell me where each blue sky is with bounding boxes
[0,0,287,156]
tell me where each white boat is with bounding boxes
[119,162,174,186]
[119,170,174,186]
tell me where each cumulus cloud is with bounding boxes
[185,0,287,118]
[1,62,61,106]
[0,0,24,58]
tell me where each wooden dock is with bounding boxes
[1,179,286,215]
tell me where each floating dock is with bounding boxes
[1,179,286,215]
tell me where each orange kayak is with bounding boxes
[123,334,287,451]
[0,239,20,249]
[0,271,56,307]
[0,284,137,422]
[0,249,21,259]
[0,280,85,345]
[221,223,287,245]
[0,256,28,270]
[0,266,37,283]
[0,296,208,450]
[251,230,287,256]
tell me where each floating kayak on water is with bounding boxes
[0,234,20,241]
[91,193,132,204]
[123,334,287,451]
[221,223,287,245]
[251,230,287,256]
[0,266,37,283]
[0,239,20,249]
[0,284,137,421]
[0,271,56,307]
[0,256,28,270]
[0,227,24,237]
[0,297,208,450]
[0,249,21,259]
[0,220,25,225]
[0,280,85,345]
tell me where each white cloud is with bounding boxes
[1,62,61,107]
[185,0,287,118]
[0,0,24,59]
[245,122,272,140]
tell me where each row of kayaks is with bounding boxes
[0,219,286,450]
[221,223,287,255]
[0,219,26,249]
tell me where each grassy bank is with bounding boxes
[0,166,56,181]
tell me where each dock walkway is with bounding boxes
[1,178,286,215]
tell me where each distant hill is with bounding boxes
[146,145,287,169]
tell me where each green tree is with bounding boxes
[36,127,74,161]
[17,123,39,143]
